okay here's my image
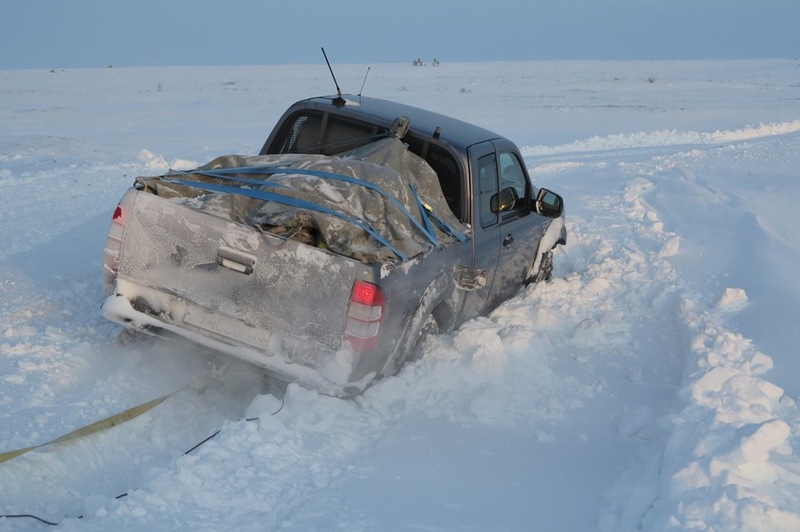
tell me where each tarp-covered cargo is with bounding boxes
[136,136,469,263]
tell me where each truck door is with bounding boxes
[459,141,502,320]
[486,141,547,310]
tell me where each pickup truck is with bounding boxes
[101,94,566,396]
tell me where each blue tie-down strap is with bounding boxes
[423,203,469,243]
[165,178,409,262]
[407,181,439,246]
[264,167,468,243]
[407,181,468,243]
[175,165,449,247]
[168,168,291,190]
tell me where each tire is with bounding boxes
[526,249,554,285]
[380,313,439,378]
[413,314,439,357]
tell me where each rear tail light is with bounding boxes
[343,280,385,351]
[103,203,127,274]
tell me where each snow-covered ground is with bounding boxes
[1,60,799,530]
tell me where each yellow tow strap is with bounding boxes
[0,392,173,464]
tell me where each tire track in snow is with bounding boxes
[556,136,800,530]
[520,119,800,158]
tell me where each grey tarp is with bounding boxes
[136,136,469,263]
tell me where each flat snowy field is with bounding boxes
[1,60,799,531]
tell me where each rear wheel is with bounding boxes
[413,314,439,357]
[380,313,439,379]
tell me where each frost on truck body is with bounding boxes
[103,134,474,393]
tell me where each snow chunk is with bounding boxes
[137,149,169,171]
[709,420,792,482]
[660,235,681,257]
[715,287,748,313]
[137,149,197,171]
[691,368,784,425]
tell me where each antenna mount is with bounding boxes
[321,47,346,107]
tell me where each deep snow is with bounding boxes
[1,60,800,531]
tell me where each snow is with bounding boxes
[1,59,800,530]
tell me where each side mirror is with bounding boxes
[534,188,563,218]
[491,187,519,213]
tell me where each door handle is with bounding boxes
[502,234,514,248]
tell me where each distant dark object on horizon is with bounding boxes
[412,57,441,67]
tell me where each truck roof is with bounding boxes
[296,94,504,152]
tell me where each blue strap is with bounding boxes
[272,168,440,246]
[172,163,468,243]
[407,182,439,246]
[181,165,443,247]
[170,169,291,190]
[252,167,467,243]
[424,206,469,243]
[406,182,470,245]
[165,178,408,262]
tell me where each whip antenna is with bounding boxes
[359,67,371,96]
[321,47,346,106]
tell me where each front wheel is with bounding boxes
[526,249,554,285]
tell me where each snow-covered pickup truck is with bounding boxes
[101,94,566,396]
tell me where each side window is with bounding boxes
[498,151,529,217]
[477,153,498,228]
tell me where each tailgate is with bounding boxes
[117,191,364,353]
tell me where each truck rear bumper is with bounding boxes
[101,283,372,397]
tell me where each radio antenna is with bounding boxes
[321,47,346,106]
[359,66,371,97]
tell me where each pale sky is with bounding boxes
[2,0,798,69]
